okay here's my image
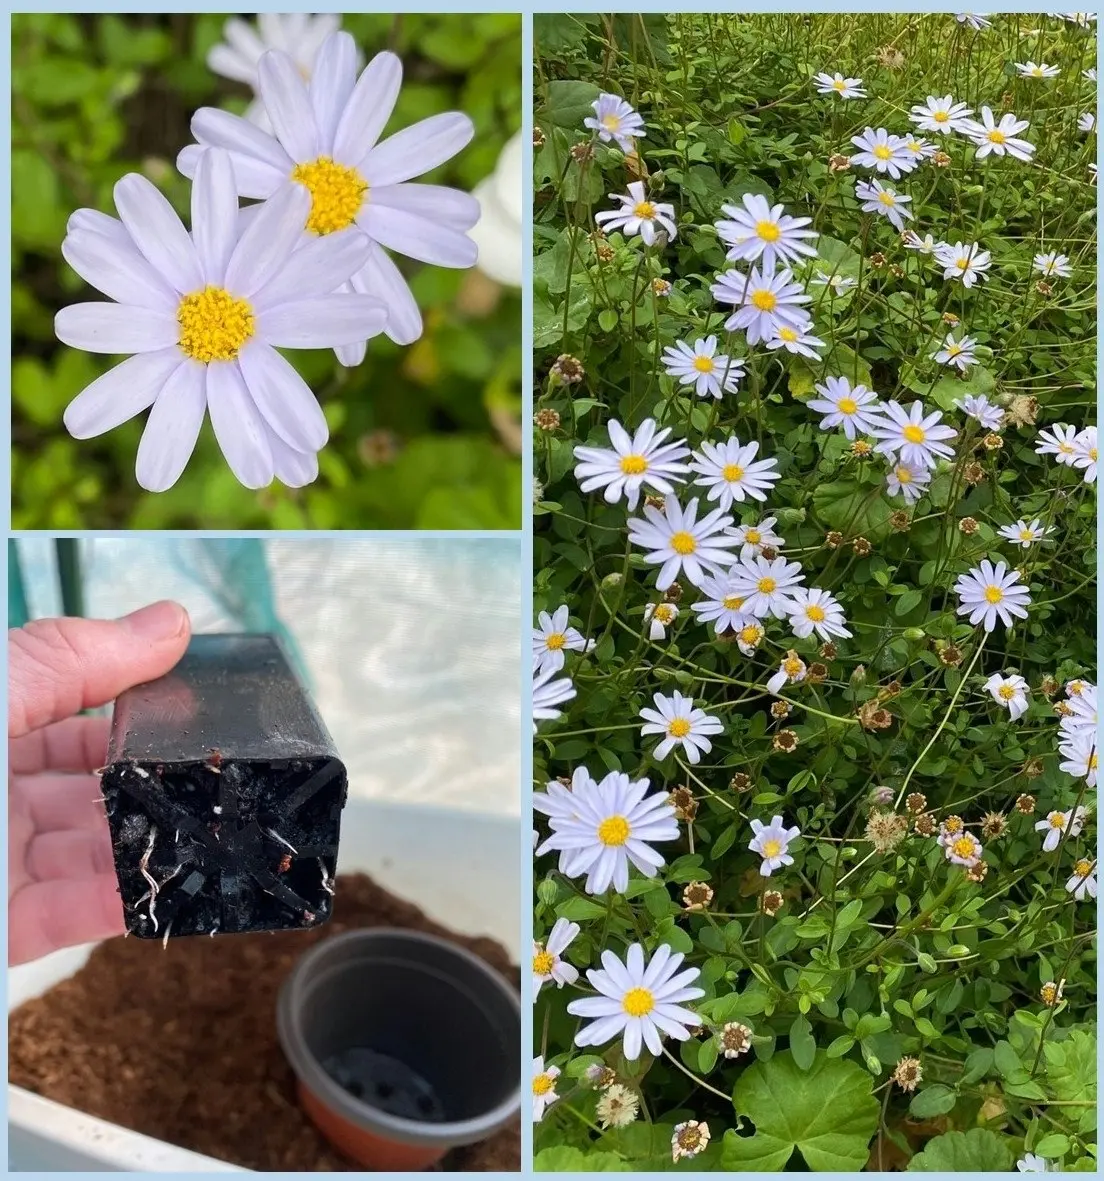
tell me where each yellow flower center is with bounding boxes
[777,326,799,342]
[1048,812,1068,830]
[756,220,781,242]
[878,191,897,206]
[1069,681,1084,694]
[907,140,922,152]
[956,258,970,270]
[654,605,674,623]
[757,576,777,593]
[634,201,656,219]
[951,836,976,859]
[176,286,255,363]
[1031,67,1043,76]
[762,838,783,857]
[751,289,777,311]
[947,345,962,356]
[739,624,762,644]
[783,657,803,676]
[545,632,566,651]
[998,684,1016,700]
[833,79,847,91]
[601,114,621,130]
[671,531,697,555]
[291,156,368,235]
[1090,447,1098,461]
[873,144,892,160]
[984,585,1004,604]
[1019,529,1034,541]
[722,463,745,482]
[895,466,913,483]
[1091,753,1099,770]
[987,129,1006,144]
[533,949,556,975]
[668,717,692,738]
[944,818,963,835]
[1059,442,1074,454]
[723,594,744,610]
[934,111,949,123]
[533,1073,555,1096]
[693,355,715,373]
[838,397,858,415]
[745,528,762,544]
[597,815,631,846]
[620,454,648,475]
[622,986,655,1017]
[1074,858,1093,876]
[903,424,926,444]
[806,604,827,622]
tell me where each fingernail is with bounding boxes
[119,600,188,641]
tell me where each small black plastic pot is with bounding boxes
[277,928,520,1170]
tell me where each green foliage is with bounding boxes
[907,1128,1015,1172]
[12,12,522,528]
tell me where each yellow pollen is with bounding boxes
[654,605,674,623]
[633,200,657,219]
[1074,858,1093,876]
[176,286,254,363]
[833,79,847,91]
[723,594,744,610]
[1049,812,1067,829]
[670,530,697,555]
[291,156,368,235]
[1069,681,1084,694]
[955,258,970,270]
[1090,447,1098,461]
[533,1073,555,1096]
[722,463,745,482]
[545,632,566,651]
[896,466,912,483]
[878,191,896,205]
[762,838,783,857]
[693,355,715,373]
[947,345,962,356]
[1058,442,1074,454]
[739,625,761,644]
[1019,529,1034,541]
[998,684,1016,700]
[1092,754,1100,771]
[751,289,777,311]
[597,815,631,846]
[533,949,555,975]
[933,111,949,122]
[601,113,621,130]
[873,144,892,160]
[620,454,648,475]
[745,528,762,544]
[907,141,922,152]
[951,836,976,858]
[944,818,963,835]
[668,717,692,738]
[903,424,926,444]
[756,220,781,242]
[778,327,799,342]
[987,129,1006,144]
[757,576,777,593]
[783,658,803,677]
[838,397,858,415]
[622,986,655,1017]
[806,604,827,622]
[984,585,1004,604]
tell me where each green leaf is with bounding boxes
[1045,1030,1096,1106]
[721,1051,879,1171]
[555,896,608,921]
[540,80,602,129]
[789,1014,817,1071]
[909,1084,958,1117]
[1034,1133,1070,1159]
[534,1147,631,1172]
[907,1129,1014,1172]
[811,478,896,543]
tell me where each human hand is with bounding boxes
[9,601,191,965]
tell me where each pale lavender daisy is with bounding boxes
[808,375,884,439]
[595,180,677,246]
[585,93,646,153]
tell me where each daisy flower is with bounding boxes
[850,127,916,178]
[933,332,977,371]
[671,1121,711,1163]
[985,672,1030,720]
[787,587,852,641]
[711,261,811,345]
[872,400,958,469]
[1072,425,1097,483]
[886,460,932,504]
[1084,67,1097,81]
[765,321,826,359]
[537,770,679,894]
[814,72,866,99]
[1060,683,1098,736]
[730,554,807,619]
[1059,734,1098,787]
[902,135,936,160]
[955,14,992,30]
[767,650,807,695]
[811,270,858,292]
[903,231,941,254]
[1066,858,1098,902]
[955,393,1003,429]
[1035,806,1088,853]
[728,516,784,559]
[856,179,914,230]
[533,665,575,730]
[945,831,984,867]
[1078,111,1096,133]
[627,495,739,590]
[1016,61,1060,79]
[180,33,479,363]
[534,918,580,994]
[584,93,646,153]
[59,153,386,491]
[662,336,745,400]
[909,94,975,134]
[533,605,594,673]
[749,816,801,876]
[998,519,1051,548]
[963,107,1035,161]
[533,767,594,840]
[1035,422,1080,464]
[808,375,884,439]
[639,691,724,764]
[567,942,704,1061]
[573,418,690,510]
[690,569,753,635]
[595,180,677,246]
[1034,251,1073,278]
[954,560,1032,631]
[732,615,767,655]
[207,14,342,129]
[934,240,992,286]
[715,193,819,271]
[1017,1154,1054,1173]
[644,601,679,640]
[689,437,781,510]
[532,1057,560,1122]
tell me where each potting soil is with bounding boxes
[8,873,521,1171]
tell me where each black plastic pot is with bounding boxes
[277,929,520,1170]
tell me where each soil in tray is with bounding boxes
[8,873,521,1172]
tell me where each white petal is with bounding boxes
[191,148,240,284]
[189,108,294,175]
[224,183,311,297]
[236,340,328,452]
[333,50,403,168]
[206,361,275,489]
[269,429,319,488]
[134,360,207,491]
[67,207,130,246]
[55,303,179,354]
[309,31,360,154]
[252,228,370,309]
[113,173,202,294]
[359,204,476,268]
[207,42,257,85]
[258,294,387,348]
[361,112,474,186]
[334,338,367,368]
[370,183,481,230]
[61,232,177,311]
[64,348,182,438]
[352,244,422,345]
[257,50,319,162]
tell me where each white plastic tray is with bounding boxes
[9,800,520,1171]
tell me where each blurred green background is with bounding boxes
[12,12,522,529]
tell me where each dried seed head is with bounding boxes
[771,700,791,720]
[959,516,980,534]
[534,408,561,431]
[1016,793,1037,815]
[932,150,952,167]
[729,772,753,793]
[870,251,887,268]
[829,153,852,172]
[881,680,903,699]
[906,792,928,814]
[1006,395,1039,427]
[358,428,401,467]
[585,1063,618,1089]
[671,1120,711,1162]
[759,544,780,560]
[773,729,799,753]
[877,45,906,69]
[1040,675,1060,698]
[852,536,872,557]
[652,278,672,297]
[825,530,844,548]
[668,785,698,821]
[858,701,893,730]
[892,1056,923,1092]
[1055,700,1074,717]
[596,1084,640,1129]
[664,581,684,603]
[645,494,666,511]
[595,240,615,263]
[942,311,961,327]
[851,439,874,458]
[819,641,838,661]
[981,811,1007,839]
[571,141,594,164]
[1022,757,1045,780]
[806,662,829,684]
[981,432,1004,451]
[939,644,963,667]
[965,860,989,883]
[682,881,714,911]
[866,809,909,853]
[1040,980,1064,1007]
[914,812,938,836]
[552,354,585,384]
[718,1021,753,1057]
[963,462,986,486]
[533,127,546,148]
[760,889,784,916]
[888,263,905,280]
[1000,90,1015,109]
[1035,279,1053,297]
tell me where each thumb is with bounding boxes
[9,601,192,740]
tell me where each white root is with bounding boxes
[138,826,160,933]
[264,827,299,855]
[319,859,335,896]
